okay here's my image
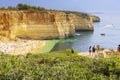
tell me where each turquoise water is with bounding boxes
[52,13,120,52]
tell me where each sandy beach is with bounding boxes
[0,38,116,57]
[0,39,59,55]
[0,39,46,55]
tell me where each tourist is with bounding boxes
[89,46,92,56]
[71,48,74,54]
[96,45,100,54]
[92,46,96,56]
[117,45,120,55]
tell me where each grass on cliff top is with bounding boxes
[0,50,120,79]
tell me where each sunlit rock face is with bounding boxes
[0,10,97,40]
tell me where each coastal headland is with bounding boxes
[0,5,100,55]
[0,10,100,40]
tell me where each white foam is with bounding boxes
[75,33,81,36]
[103,24,114,28]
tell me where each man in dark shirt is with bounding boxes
[117,45,120,55]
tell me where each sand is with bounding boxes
[0,39,46,55]
[0,39,115,57]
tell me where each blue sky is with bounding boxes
[0,0,120,13]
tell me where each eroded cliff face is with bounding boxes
[90,14,100,22]
[0,10,96,40]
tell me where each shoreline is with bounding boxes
[0,39,59,55]
[0,39,117,57]
[32,40,59,54]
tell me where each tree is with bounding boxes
[17,3,30,10]
[17,3,24,10]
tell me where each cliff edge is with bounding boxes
[0,10,100,40]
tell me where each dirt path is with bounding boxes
[78,49,113,58]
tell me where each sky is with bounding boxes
[0,0,120,13]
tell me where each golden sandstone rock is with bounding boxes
[0,10,99,40]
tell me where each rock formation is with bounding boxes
[90,14,100,22]
[0,10,100,40]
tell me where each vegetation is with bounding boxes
[0,50,120,79]
[0,3,46,11]
[0,3,88,16]
[16,3,46,11]
[61,10,88,17]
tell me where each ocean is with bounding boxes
[52,13,120,52]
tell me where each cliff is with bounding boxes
[0,10,99,40]
[90,14,100,22]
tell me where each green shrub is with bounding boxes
[0,51,120,79]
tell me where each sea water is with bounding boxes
[52,13,120,52]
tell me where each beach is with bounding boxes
[0,39,59,55]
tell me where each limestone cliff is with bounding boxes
[89,14,100,22]
[0,10,98,40]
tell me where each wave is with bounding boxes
[75,33,81,36]
[101,24,120,30]
[103,24,114,28]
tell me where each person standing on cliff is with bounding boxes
[71,48,74,54]
[92,46,96,56]
[96,45,100,54]
[89,46,92,56]
[117,45,120,55]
